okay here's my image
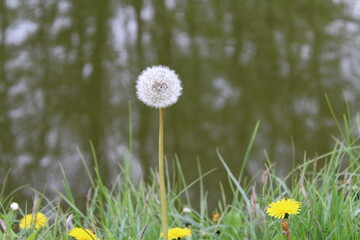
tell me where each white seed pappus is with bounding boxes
[136,65,182,108]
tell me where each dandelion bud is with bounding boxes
[10,202,19,211]
[136,65,182,108]
[212,212,220,224]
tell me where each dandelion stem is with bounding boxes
[281,220,291,240]
[159,108,168,239]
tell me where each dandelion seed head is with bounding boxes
[136,65,182,108]
[10,202,19,211]
[182,207,191,214]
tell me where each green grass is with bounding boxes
[0,113,360,240]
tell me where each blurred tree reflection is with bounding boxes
[0,0,15,191]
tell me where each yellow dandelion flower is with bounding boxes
[161,227,192,240]
[266,198,301,219]
[69,227,101,240]
[19,213,48,229]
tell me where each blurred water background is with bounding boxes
[1,0,360,210]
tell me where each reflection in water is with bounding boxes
[0,0,359,209]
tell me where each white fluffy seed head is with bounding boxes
[136,65,182,108]
[182,207,191,214]
[10,202,19,211]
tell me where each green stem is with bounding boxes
[159,108,168,239]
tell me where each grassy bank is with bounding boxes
[0,114,359,239]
